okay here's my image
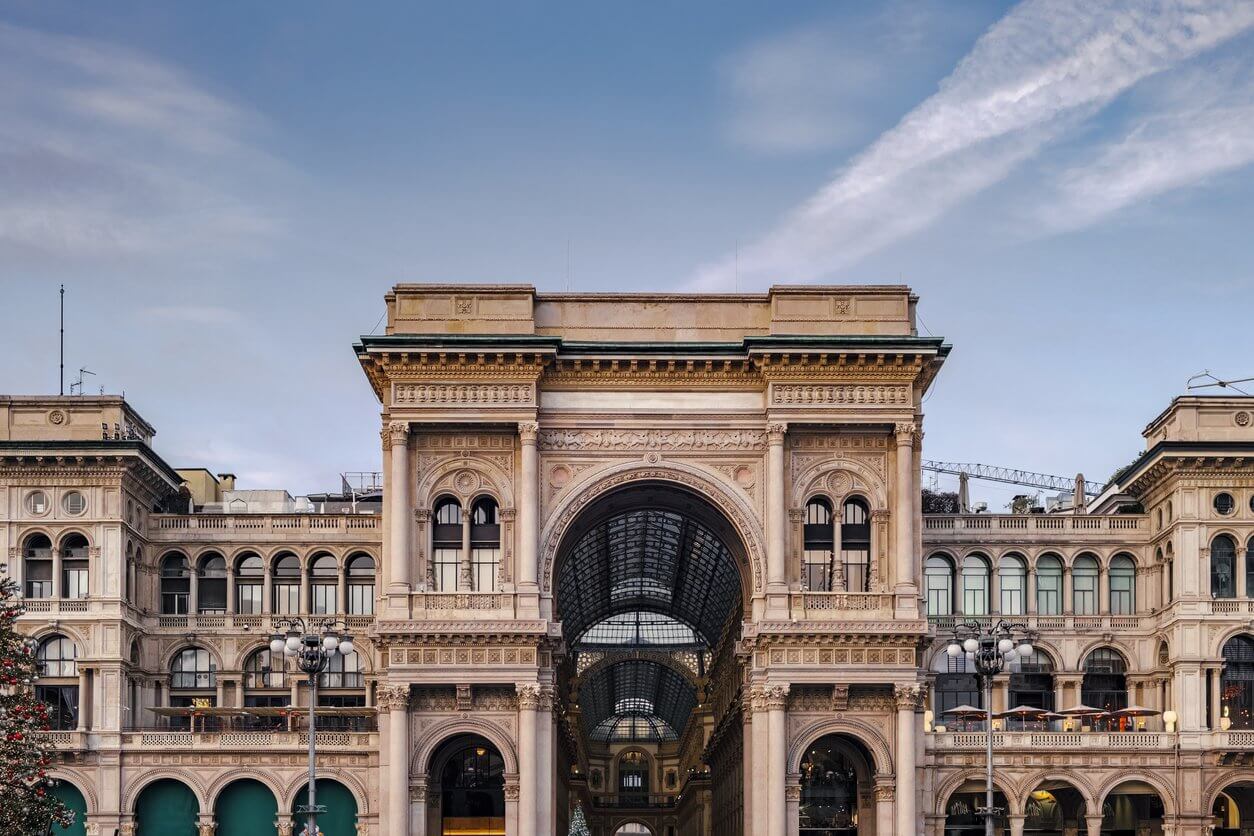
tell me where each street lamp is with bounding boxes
[945,620,1036,836]
[270,617,354,836]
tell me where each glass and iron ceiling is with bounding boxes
[557,502,742,743]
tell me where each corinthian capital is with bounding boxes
[763,684,790,710]
[377,684,411,712]
[518,421,539,443]
[387,421,410,447]
[893,683,926,711]
[766,422,788,443]
[516,682,542,709]
[893,422,918,444]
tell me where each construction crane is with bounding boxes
[923,461,1106,498]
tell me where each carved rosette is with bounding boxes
[763,684,790,710]
[517,683,542,710]
[377,684,411,712]
[388,421,410,448]
[893,683,926,712]
[767,422,788,444]
[518,421,539,444]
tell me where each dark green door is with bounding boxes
[292,780,357,836]
[135,779,198,836]
[51,781,87,836]
[215,779,278,836]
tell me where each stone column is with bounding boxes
[537,687,555,836]
[189,570,199,615]
[1063,568,1073,613]
[262,566,273,616]
[1099,566,1110,615]
[875,781,895,836]
[765,684,789,836]
[751,687,769,836]
[410,785,427,836]
[52,547,62,599]
[226,565,236,614]
[766,423,789,611]
[299,566,310,616]
[742,698,754,836]
[517,684,541,836]
[1009,814,1027,836]
[379,685,411,836]
[387,421,412,594]
[459,507,474,591]
[197,815,217,836]
[895,684,924,835]
[504,777,520,836]
[785,780,801,836]
[517,423,540,598]
[1239,546,1249,599]
[1085,814,1104,836]
[893,423,918,599]
[274,815,294,836]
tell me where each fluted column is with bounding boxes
[517,422,540,596]
[379,685,411,836]
[517,684,540,836]
[766,423,789,611]
[387,422,412,594]
[895,684,924,835]
[765,684,789,836]
[893,423,918,594]
[751,687,769,836]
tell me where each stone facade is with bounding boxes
[2,287,1252,836]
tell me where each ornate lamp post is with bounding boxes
[270,617,354,836]
[945,620,1036,836]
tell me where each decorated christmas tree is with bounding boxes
[0,575,70,835]
[568,802,591,836]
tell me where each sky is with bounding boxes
[2,0,1254,507]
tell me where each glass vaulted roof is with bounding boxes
[580,660,696,743]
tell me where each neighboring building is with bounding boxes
[2,286,1252,836]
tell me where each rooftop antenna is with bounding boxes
[70,367,94,396]
[59,284,65,396]
[1187,370,1253,396]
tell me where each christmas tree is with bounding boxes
[0,575,71,835]
[568,802,590,836]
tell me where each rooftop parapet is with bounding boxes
[0,395,155,444]
[1142,395,1254,446]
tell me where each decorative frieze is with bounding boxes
[752,645,916,668]
[537,428,766,451]
[388,645,543,667]
[773,384,910,406]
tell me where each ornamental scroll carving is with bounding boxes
[763,684,790,710]
[516,683,542,710]
[377,685,411,712]
[893,683,926,712]
[773,384,909,406]
[537,429,766,451]
[394,383,534,406]
[387,421,409,447]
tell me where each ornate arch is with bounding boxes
[934,769,1021,816]
[206,769,285,808]
[411,717,520,776]
[417,456,514,511]
[1075,639,1136,673]
[1016,772,1096,814]
[48,768,97,813]
[160,640,225,672]
[793,457,888,511]
[17,526,56,548]
[1095,772,1176,816]
[280,769,372,815]
[54,528,94,549]
[540,460,766,595]
[123,770,208,813]
[1203,771,1254,812]
[30,623,89,652]
[608,818,656,836]
[786,716,894,776]
[1212,625,1254,658]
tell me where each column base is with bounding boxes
[894,586,920,619]
[765,586,790,619]
[515,588,540,618]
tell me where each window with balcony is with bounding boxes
[160,553,190,615]
[35,635,78,731]
[932,651,981,717]
[1213,535,1238,599]
[309,553,339,614]
[1109,554,1136,614]
[1072,554,1099,615]
[1008,649,1055,711]
[840,498,871,593]
[169,647,216,728]
[1222,634,1254,730]
[925,555,954,616]
[999,554,1026,616]
[272,553,301,614]
[319,649,363,689]
[471,497,501,592]
[235,554,263,614]
[1035,554,1063,615]
[197,553,227,614]
[22,533,53,599]
[432,497,462,592]
[802,498,834,592]
[961,554,990,615]
[60,534,89,599]
[242,648,288,711]
[346,553,376,615]
[1081,648,1128,713]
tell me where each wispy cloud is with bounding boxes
[692,0,1254,289]
[0,21,281,260]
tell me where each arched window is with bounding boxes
[1081,648,1128,712]
[618,751,649,795]
[1166,542,1175,604]
[1072,554,1099,615]
[1249,537,1254,598]
[36,635,79,730]
[1009,649,1054,711]
[319,650,363,691]
[1109,554,1136,614]
[432,498,462,592]
[471,498,501,592]
[961,554,990,615]
[932,651,981,717]
[197,553,227,614]
[346,553,376,616]
[1213,535,1238,599]
[438,740,505,834]
[1036,554,1063,615]
[925,555,955,617]
[272,553,301,614]
[22,533,53,599]
[999,554,1026,615]
[171,647,215,690]
[1222,635,1254,730]
[798,736,865,834]
[309,553,339,614]
[160,553,190,615]
[802,498,834,592]
[60,533,89,599]
[242,649,287,710]
[235,554,264,614]
[840,498,871,593]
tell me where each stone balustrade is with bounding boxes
[149,513,380,540]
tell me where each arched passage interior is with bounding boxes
[50,780,87,836]
[554,483,748,836]
[1023,780,1086,835]
[799,734,877,835]
[214,779,278,836]
[1101,781,1164,835]
[292,779,357,836]
[426,734,506,836]
[135,779,199,836]
[944,779,1009,836]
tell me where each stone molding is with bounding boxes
[394,383,533,406]
[536,428,766,451]
[387,421,409,447]
[773,384,910,406]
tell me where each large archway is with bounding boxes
[1100,780,1165,835]
[1023,780,1088,835]
[426,734,507,836]
[292,779,358,836]
[214,779,278,836]
[798,734,877,835]
[134,778,199,836]
[554,482,749,836]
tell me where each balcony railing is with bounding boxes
[790,592,895,618]
[152,612,375,631]
[922,514,1144,533]
[151,513,379,536]
[927,613,1144,632]
[121,730,376,750]
[929,730,1173,750]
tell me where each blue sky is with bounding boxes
[3,1,1254,506]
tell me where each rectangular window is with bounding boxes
[472,547,500,592]
[35,685,78,731]
[803,549,831,592]
[1110,576,1134,615]
[349,583,375,615]
[962,576,988,615]
[1000,575,1025,616]
[925,577,952,616]
[273,583,300,614]
[236,583,262,614]
[841,547,870,594]
[433,547,460,592]
[311,584,337,614]
[1036,574,1061,615]
[63,567,88,599]
[198,579,227,613]
[1073,575,1098,615]
[162,591,189,615]
[26,567,52,598]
